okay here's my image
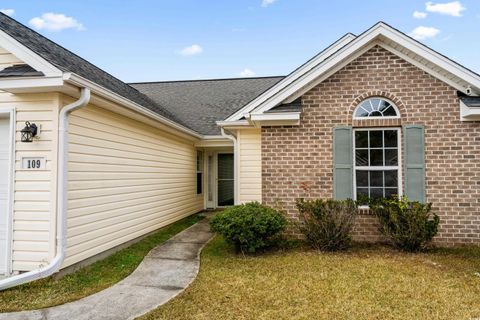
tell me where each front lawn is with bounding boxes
[0,214,203,312]
[140,236,480,320]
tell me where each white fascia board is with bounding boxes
[460,100,480,121]
[195,136,234,147]
[250,112,301,126]
[65,73,203,139]
[0,30,62,77]
[376,27,480,94]
[216,120,251,128]
[243,22,480,118]
[0,76,64,92]
[247,27,385,116]
[250,112,301,121]
[225,33,357,121]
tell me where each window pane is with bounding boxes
[355,106,370,117]
[370,188,383,199]
[356,170,368,187]
[385,188,398,199]
[384,130,398,147]
[384,170,398,187]
[378,100,391,113]
[370,149,383,166]
[356,149,368,166]
[383,105,397,117]
[370,171,383,187]
[385,149,398,166]
[357,188,369,203]
[369,131,383,148]
[197,172,203,194]
[355,131,368,148]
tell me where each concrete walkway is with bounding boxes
[0,219,213,320]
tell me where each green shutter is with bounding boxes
[403,125,426,203]
[333,126,353,200]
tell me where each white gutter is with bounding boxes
[0,87,91,290]
[221,128,240,205]
[64,73,203,139]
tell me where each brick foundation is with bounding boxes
[262,45,480,246]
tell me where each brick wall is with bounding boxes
[262,45,480,245]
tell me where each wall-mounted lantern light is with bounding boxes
[21,121,38,143]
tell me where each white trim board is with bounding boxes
[225,22,480,122]
[0,29,62,77]
[226,33,357,121]
[0,107,15,276]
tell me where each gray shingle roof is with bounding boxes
[265,97,302,113]
[130,77,284,135]
[0,13,183,126]
[0,64,44,77]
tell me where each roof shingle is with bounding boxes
[130,77,284,135]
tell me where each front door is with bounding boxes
[217,153,234,206]
[0,117,10,275]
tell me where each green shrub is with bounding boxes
[210,202,287,253]
[369,196,440,252]
[296,198,358,251]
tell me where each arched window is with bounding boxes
[353,98,399,119]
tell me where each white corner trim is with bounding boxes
[0,29,62,77]
[225,33,357,121]
[0,107,15,276]
[228,22,480,122]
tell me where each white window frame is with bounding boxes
[353,97,400,120]
[352,127,403,206]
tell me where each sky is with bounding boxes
[0,0,479,82]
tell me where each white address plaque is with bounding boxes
[22,157,46,170]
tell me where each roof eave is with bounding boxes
[65,73,204,139]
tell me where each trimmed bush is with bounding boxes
[369,196,440,252]
[210,202,287,253]
[296,198,358,251]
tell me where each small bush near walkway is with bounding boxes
[369,195,440,252]
[296,198,358,251]
[210,202,287,253]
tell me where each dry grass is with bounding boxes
[140,237,480,320]
[0,214,203,312]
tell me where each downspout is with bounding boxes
[0,87,91,290]
[221,128,239,205]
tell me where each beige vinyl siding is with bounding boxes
[64,99,203,267]
[238,129,262,203]
[0,91,59,272]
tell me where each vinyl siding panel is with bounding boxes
[238,129,262,203]
[64,101,203,267]
[0,91,59,272]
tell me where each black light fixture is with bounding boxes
[21,121,38,143]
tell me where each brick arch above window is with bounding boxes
[348,91,405,127]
